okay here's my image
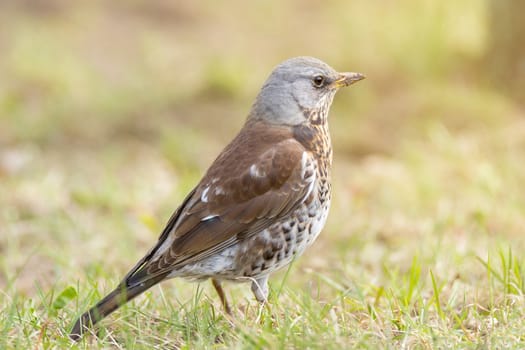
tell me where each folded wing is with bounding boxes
[125,126,317,287]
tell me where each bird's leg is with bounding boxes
[250,275,269,303]
[211,278,231,315]
[251,276,273,324]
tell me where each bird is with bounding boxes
[70,56,365,340]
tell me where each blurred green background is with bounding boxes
[2,0,523,155]
[1,0,525,346]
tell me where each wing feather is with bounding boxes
[125,122,317,286]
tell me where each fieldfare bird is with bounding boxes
[70,56,364,340]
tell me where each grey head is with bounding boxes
[249,56,365,126]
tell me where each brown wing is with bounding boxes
[125,121,316,286]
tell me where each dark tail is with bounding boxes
[69,273,168,341]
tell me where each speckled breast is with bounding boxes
[237,123,333,278]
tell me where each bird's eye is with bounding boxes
[312,75,325,88]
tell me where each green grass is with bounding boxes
[2,1,525,348]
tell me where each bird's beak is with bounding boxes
[333,72,366,88]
